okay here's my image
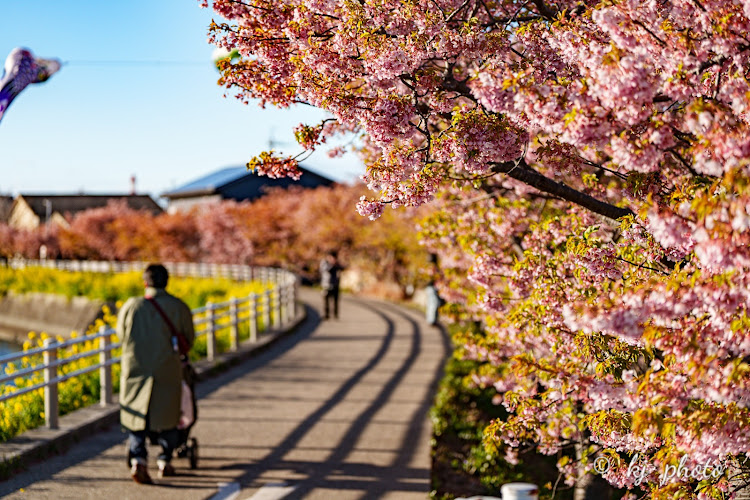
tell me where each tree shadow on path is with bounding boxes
[219,296,451,498]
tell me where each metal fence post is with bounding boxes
[43,338,59,429]
[283,282,291,324]
[249,293,258,342]
[279,285,288,326]
[293,278,299,319]
[263,289,272,332]
[99,326,113,406]
[285,282,294,324]
[207,302,216,361]
[272,286,281,329]
[230,297,239,351]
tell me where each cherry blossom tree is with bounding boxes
[151,211,202,263]
[58,200,151,261]
[0,223,59,260]
[193,200,258,264]
[0,224,13,259]
[203,0,750,497]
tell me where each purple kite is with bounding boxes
[0,47,61,124]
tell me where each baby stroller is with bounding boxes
[143,296,200,469]
[174,358,199,469]
[124,358,199,470]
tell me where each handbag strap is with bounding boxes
[146,296,189,355]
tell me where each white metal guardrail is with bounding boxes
[0,259,298,430]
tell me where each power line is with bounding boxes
[64,60,208,67]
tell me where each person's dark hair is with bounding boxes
[143,264,169,288]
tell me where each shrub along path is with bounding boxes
[0,288,450,500]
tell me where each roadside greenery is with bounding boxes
[431,324,569,500]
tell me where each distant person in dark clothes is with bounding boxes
[320,251,343,319]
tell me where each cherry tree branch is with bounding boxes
[614,256,670,276]
[490,160,633,220]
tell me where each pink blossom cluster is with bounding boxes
[246,152,302,180]
[355,196,385,221]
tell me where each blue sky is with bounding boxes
[0,1,364,199]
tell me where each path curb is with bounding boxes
[0,304,308,479]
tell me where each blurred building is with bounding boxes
[0,196,12,223]
[8,194,163,230]
[161,165,335,214]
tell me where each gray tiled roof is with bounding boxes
[18,194,163,218]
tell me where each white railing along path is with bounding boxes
[0,259,299,429]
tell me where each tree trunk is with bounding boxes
[574,440,614,500]
[729,464,750,500]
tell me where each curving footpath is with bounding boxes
[0,288,450,500]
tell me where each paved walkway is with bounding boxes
[0,289,449,500]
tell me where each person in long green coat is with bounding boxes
[117,264,194,484]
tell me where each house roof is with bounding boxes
[16,194,163,219]
[162,164,335,200]
[162,166,248,198]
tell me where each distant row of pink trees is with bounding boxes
[0,184,432,295]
